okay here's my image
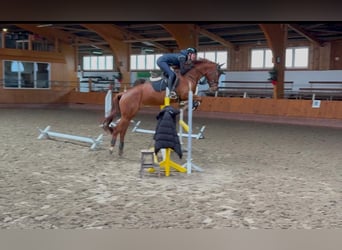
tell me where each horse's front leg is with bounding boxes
[192,95,202,110]
[109,128,119,154]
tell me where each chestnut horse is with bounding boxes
[102,58,224,155]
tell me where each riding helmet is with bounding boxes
[186,47,197,54]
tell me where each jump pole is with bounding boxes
[38,126,103,150]
[133,119,205,139]
[132,96,206,140]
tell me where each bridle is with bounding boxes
[205,67,220,90]
[189,63,221,90]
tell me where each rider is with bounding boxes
[157,47,197,98]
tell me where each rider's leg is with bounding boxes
[157,61,177,97]
[167,73,177,98]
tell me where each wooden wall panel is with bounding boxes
[198,97,342,119]
[50,44,78,85]
[1,91,342,120]
[330,40,342,70]
[68,92,107,105]
[230,46,250,71]
[0,89,70,104]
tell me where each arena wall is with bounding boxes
[1,89,341,120]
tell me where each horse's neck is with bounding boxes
[179,74,198,93]
[185,66,204,82]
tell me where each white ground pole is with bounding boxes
[38,126,103,150]
[132,121,155,134]
[183,90,203,174]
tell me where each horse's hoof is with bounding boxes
[109,147,114,154]
[179,101,186,106]
[118,150,123,156]
[192,101,201,110]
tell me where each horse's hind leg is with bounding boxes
[118,118,130,156]
[109,128,119,154]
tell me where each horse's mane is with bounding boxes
[192,58,216,65]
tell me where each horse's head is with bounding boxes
[205,62,225,92]
[192,59,224,92]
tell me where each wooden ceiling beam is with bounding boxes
[288,24,324,47]
[14,24,111,52]
[123,37,175,43]
[161,24,198,50]
[196,25,235,49]
[111,24,170,52]
[199,23,256,29]
[14,24,72,44]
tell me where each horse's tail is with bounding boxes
[112,92,122,116]
[102,92,123,133]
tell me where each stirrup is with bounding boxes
[169,91,177,99]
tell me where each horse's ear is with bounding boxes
[217,63,225,75]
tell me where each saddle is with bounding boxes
[149,71,163,81]
[149,72,179,94]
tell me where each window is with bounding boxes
[251,49,274,69]
[146,54,155,69]
[251,47,309,69]
[130,55,137,70]
[130,54,161,70]
[3,60,50,89]
[286,47,309,68]
[82,55,114,70]
[137,55,146,70]
[197,50,228,69]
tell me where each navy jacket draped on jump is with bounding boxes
[153,106,182,159]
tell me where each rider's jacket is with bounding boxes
[157,50,192,75]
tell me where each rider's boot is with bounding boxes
[167,78,177,99]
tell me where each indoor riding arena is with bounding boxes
[0,23,341,229]
[0,104,341,229]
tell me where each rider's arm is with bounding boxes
[178,55,192,75]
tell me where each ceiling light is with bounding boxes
[142,47,154,54]
[91,49,103,55]
[36,24,53,28]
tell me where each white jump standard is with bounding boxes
[37,125,103,150]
